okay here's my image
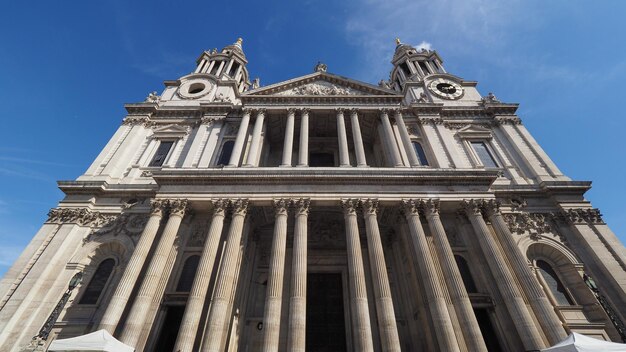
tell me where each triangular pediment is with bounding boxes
[244,72,399,97]
[150,124,190,139]
[456,124,493,138]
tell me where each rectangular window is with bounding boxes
[471,141,498,168]
[217,140,235,165]
[412,142,429,166]
[149,141,174,167]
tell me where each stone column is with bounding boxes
[361,199,401,352]
[228,109,252,166]
[244,109,266,167]
[350,109,367,167]
[120,199,189,347]
[336,108,350,167]
[287,198,310,352]
[380,109,403,167]
[173,200,228,352]
[201,199,249,352]
[400,200,460,352]
[261,199,290,352]
[421,199,488,352]
[462,200,545,351]
[99,199,167,334]
[484,200,567,344]
[298,108,309,167]
[281,108,296,167]
[341,199,374,352]
[394,110,420,166]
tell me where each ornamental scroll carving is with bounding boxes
[503,212,552,240]
[276,81,365,96]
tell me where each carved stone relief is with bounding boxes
[275,81,366,96]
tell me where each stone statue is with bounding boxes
[314,61,327,72]
[481,92,500,104]
[145,91,160,103]
[252,77,260,89]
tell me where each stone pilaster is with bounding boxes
[261,199,290,352]
[400,200,460,352]
[120,199,189,347]
[341,199,374,352]
[360,199,401,352]
[201,199,249,352]
[287,198,310,352]
[421,199,488,352]
[173,200,228,352]
[98,199,166,334]
[462,200,545,351]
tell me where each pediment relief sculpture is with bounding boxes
[275,81,367,96]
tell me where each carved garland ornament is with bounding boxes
[557,208,605,225]
[503,212,552,239]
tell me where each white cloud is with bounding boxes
[415,41,432,51]
[343,0,529,82]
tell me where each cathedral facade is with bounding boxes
[1,38,625,352]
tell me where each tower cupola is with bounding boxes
[389,38,445,91]
[193,38,251,93]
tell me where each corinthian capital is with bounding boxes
[420,198,440,216]
[231,199,249,216]
[461,199,483,216]
[150,199,167,216]
[272,198,290,216]
[168,199,189,217]
[293,198,310,216]
[341,199,359,216]
[211,199,228,217]
[483,199,501,216]
[400,199,420,216]
[360,198,379,215]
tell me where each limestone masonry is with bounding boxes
[1,38,625,351]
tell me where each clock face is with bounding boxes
[177,79,214,99]
[428,78,464,100]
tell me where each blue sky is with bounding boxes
[1,1,625,276]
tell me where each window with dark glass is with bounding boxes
[470,141,498,168]
[79,258,115,304]
[149,141,174,167]
[309,152,335,167]
[537,260,574,305]
[455,255,478,293]
[412,142,429,166]
[176,255,200,292]
[217,140,235,165]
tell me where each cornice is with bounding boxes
[149,168,500,187]
[241,95,403,105]
[57,180,157,196]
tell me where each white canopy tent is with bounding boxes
[47,329,134,352]
[542,332,626,352]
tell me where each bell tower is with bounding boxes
[194,38,251,93]
[389,38,446,91]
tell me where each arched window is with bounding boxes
[79,258,115,304]
[176,255,200,292]
[536,260,574,306]
[412,142,429,166]
[455,255,478,293]
[217,140,235,165]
